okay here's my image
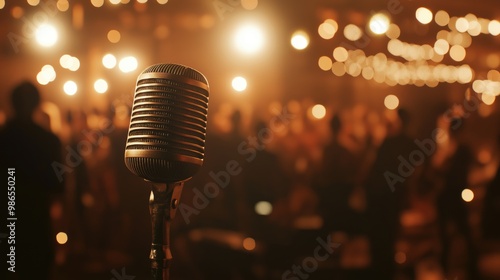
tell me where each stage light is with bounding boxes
[384,95,399,110]
[102,53,117,69]
[35,24,58,47]
[291,30,309,50]
[119,56,138,73]
[63,81,77,96]
[94,79,108,94]
[416,7,433,24]
[232,76,247,92]
[369,13,390,35]
[234,24,264,54]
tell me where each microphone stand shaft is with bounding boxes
[149,181,184,280]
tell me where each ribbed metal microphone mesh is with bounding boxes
[124,63,209,183]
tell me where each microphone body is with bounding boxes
[124,63,209,280]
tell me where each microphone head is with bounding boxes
[124,63,209,183]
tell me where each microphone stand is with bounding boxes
[149,181,184,280]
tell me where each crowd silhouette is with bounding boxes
[1,81,500,280]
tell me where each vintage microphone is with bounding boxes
[124,63,209,280]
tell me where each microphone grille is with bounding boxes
[125,63,209,183]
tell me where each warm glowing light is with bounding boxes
[94,79,108,94]
[64,81,77,96]
[455,18,469,33]
[242,237,256,251]
[435,10,450,26]
[56,232,68,245]
[107,29,121,43]
[291,30,309,50]
[457,65,473,84]
[27,0,40,6]
[35,24,58,47]
[232,76,247,92]
[57,0,69,11]
[157,0,169,3]
[482,94,496,105]
[369,13,390,35]
[311,104,326,119]
[489,20,500,36]
[386,24,400,39]
[37,72,50,85]
[318,56,332,71]
[461,189,474,202]
[318,20,338,40]
[241,0,258,10]
[11,6,24,19]
[68,57,80,71]
[333,47,348,62]
[331,62,346,76]
[102,54,117,69]
[119,56,138,73]
[384,95,399,110]
[91,0,104,7]
[450,45,466,62]
[109,0,121,4]
[255,201,272,215]
[234,24,264,54]
[0,0,5,9]
[416,7,433,24]
[434,39,450,55]
[344,24,363,41]
[60,54,71,68]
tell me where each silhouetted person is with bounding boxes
[364,108,416,280]
[315,114,364,234]
[436,117,478,280]
[482,134,500,242]
[0,81,63,280]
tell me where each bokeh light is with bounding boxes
[102,54,117,69]
[35,24,58,47]
[234,24,264,54]
[344,24,363,41]
[56,232,68,245]
[333,47,349,62]
[489,20,500,36]
[318,56,332,71]
[94,79,108,94]
[291,30,310,50]
[241,0,258,10]
[311,104,326,119]
[384,94,399,110]
[254,201,272,215]
[242,237,256,251]
[63,81,78,96]
[318,19,338,40]
[461,188,474,202]
[107,29,121,43]
[231,76,247,92]
[369,13,390,35]
[435,10,450,26]
[118,56,138,73]
[416,7,433,24]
